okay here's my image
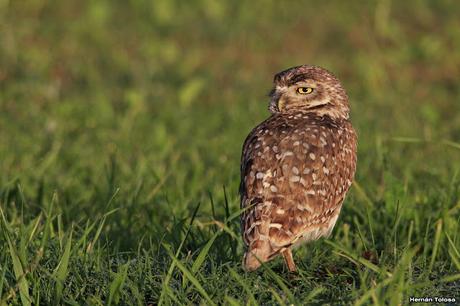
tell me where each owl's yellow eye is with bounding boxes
[297,87,313,94]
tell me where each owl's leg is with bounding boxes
[282,249,296,272]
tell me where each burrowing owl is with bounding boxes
[240,65,357,272]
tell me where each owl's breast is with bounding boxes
[241,114,356,196]
[240,113,356,248]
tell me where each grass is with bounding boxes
[1,0,460,304]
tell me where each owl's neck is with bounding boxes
[306,104,349,120]
[275,105,349,120]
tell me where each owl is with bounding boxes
[239,65,357,272]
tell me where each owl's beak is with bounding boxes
[269,91,282,113]
[269,86,287,113]
[277,97,286,111]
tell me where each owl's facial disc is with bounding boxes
[269,80,329,113]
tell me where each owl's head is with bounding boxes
[269,65,349,119]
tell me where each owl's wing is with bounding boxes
[240,115,356,265]
[239,121,266,239]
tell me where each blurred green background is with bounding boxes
[1,0,460,304]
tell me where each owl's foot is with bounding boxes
[282,249,297,273]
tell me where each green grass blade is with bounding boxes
[428,220,442,276]
[448,249,460,270]
[163,244,216,306]
[53,229,73,304]
[40,193,57,254]
[440,273,460,283]
[124,280,144,306]
[182,231,220,289]
[261,263,295,304]
[268,288,286,306]
[164,284,181,305]
[158,202,200,306]
[442,139,460,150]
[354,278,393,306]
[224,295,240,306]
[4,232,31,306]
[86,208,119,254]
[191,233,219,273]
[304,286,325,303]
[228,267,258,306]
[107,263,129,306]
[0,259,7,302]
[327,241,391,276]
[27,214,42,246]
[445,232,460,258]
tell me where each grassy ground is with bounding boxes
[1,0,460,305]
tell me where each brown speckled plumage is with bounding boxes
[240,65,357,272]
